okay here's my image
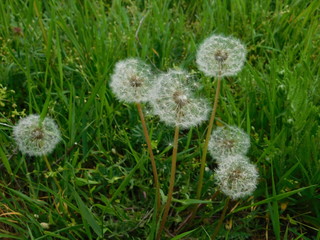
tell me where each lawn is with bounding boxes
[0,0,319,239]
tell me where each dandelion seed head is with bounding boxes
[110,58,154,103]
[13,114,61,156]
[196,34,246,77]
[215,155,258,200]
[208,125,250,162]
[150,69,210,129]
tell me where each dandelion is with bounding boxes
[194,35,247,205]
[196,34,246,77]
[110,58,154,103]
[208,125,250,162]
[154,69,211,239]
[13,114,61,156]
[110,58,161,215]
[150,69,210,129]
[214,155,258,200]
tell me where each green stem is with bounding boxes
[23,157,36,198]
[136,102,161,215]
[33,0,48,46]
[211,197,230,240]
[43,155,62,193]
[43,155,70,216]
[156,125,180,240]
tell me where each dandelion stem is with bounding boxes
[157,125,180,240]
[211,197,230,240]
[136,102,161,215]
[43,155,62,193]
[193,74,222,215]
[197,76,222,197]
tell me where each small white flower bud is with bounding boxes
[40,222,50,229]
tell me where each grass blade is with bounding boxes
[72,189,102,238]
[0,146,12,174]
[231,185,316,214]
[171,229,197,240]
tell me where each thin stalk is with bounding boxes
[211,197,230,240]
[43,155,62,193]
[196,76,222,200]
[184,72,222,227]
[156,125,180,240]
[136,102,161,215]
[43,155,70,215]
[23,158,36,198]
[33,0,48,45]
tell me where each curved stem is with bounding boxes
[156,125,180,240]
[211,197,230,240]
[136,102,161,215]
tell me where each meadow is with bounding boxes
[0,0,319,239]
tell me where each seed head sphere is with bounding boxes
[150,70,210,129]
[196,34,246,77]
[208,125,250,163]
[215,155,258,200]
[110,58,154,103]
[13,114,61,156]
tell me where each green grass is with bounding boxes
[0,0,319,239]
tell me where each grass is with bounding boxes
[0,0,319,239]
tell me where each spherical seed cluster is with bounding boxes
[208,125,250,162]
[110,58,154,103]
[13,114,61,156]
[214,155,258,200]
[196,34,246,77]
[150,69,210,129]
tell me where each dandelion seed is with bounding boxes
[215,155,258,200]
[208,125,250,162]
[13,114,61,156]
[196,34,246,77]
[150,69,210,129]
[110,58,154,103]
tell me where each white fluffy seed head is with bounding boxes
[110,58,154,103]
[13,114,61,156]
[215,155,258,200]
[196,34,246,77]
[208,125,250,163]
[150,69,210,129]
